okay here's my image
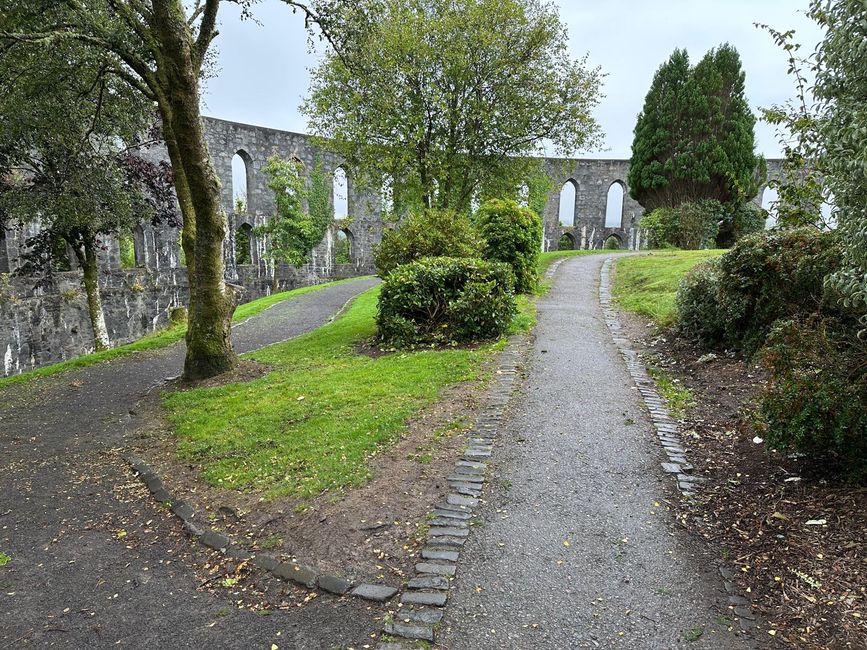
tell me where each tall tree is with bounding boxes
[0,37,178,351]
[629,44,764,212]
[0,0,251,379]
[301,0,603,214]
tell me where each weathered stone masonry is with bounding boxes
[0,116,783,376]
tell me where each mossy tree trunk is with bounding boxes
[72,236,110,352]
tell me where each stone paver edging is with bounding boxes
[124,453,396,601]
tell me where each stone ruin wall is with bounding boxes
[0,116,784,376]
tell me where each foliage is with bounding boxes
[302,0,603,213]
[641,200,722,250]
[675,259,727,344]
[165,287,490,499]
[377,257,516,347]
[613,250,724,326]
[474,198,542,293]
[759,317,867,481]
[374,209,482,276]
[808,1,867,327]
[558,234,574,250]
[334,231,351,264]
[628,45,765,212]
[256,154,326,268]
[715,201,766,248]
[308,157,334,238]
[603,235,621,250]
[675,228,847,356]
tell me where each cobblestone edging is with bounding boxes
[598,257,703,497]
[123,453,399,602]
[598,256,757,630]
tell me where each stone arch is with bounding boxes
[232,150,253,214]
[0,227,10,273]
[605,181,626,228]
[558,231,576,251]
[333,167,349,220]
[235,222,254,265]
[761,186,779,228]
[559,179,578,227]
[603,233,623,250]
[334,228,353,264]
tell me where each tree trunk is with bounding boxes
[152,0,237,380]
[74,238,110,352]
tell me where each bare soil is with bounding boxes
[619,310,867,650]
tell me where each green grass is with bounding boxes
[647,366,695,418]
[0,277,370,390]
[0,552,10,567]
[612,249,724,326]
[164,286,503,500]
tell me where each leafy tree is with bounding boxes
[808,0,867,325]
[302,0,603,213]
[475,198,541,293]
[0,37,178,351]
[0,0,263,379]
[629,45,765,212]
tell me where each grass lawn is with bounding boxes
[612,249,725,326]
[0,277,370,389]
[164,286,526,500]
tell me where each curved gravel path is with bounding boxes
[439,255,753,650]
[0,277,379,649]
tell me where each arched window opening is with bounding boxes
[335,229,352,264]
[761,187,780,228]
[118,229,135,269]
[333,167,348,220]
[558,232,575,250]
[0,228,11,273]
[235,223,253,265]
[381,175,395,215]
[605,182,625,228]
[132,224,147,267]
[518,183,530,207]
[603,234,622,250]
[559,180,577,227]
[232,151,252,214]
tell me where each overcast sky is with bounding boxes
[202,0,824,160]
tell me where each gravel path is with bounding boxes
[440,255,754,650]
[0,277,379,649]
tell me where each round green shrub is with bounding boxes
[759,317,867,481]
[376,256,516,347]
[373,209,482,276]
[475,198,542,293]
[641,200,722,250]
[675,227,848,356]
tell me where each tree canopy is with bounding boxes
[628,44,765,212]
[302,0,603,214]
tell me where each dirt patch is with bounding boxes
[617,310,867,649]
[130,361,495,588]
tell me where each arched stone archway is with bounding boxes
[335,228,353,264]
[605,181,626,228]
[333,167,349,219]
[235,222,254,265]
[559,179,578,227]
[558,231,576,251]
[232,150,253,214]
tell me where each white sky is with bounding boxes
[202,0,824,160]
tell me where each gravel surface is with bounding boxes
[0,277,380,649]
[440,255,755,650]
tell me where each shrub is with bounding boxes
[759,317,867,481]
[675,259,726,345]
[374,209,482,276]
[377,257,516,347]
[676,227,848,356]
[642,200,722,249]
[603,235,621,250]
[715,202,766,248]
[475,199,542,293]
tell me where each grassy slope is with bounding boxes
[612,250,724,326]
[0,277,370,389]
[164,286,519,500]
